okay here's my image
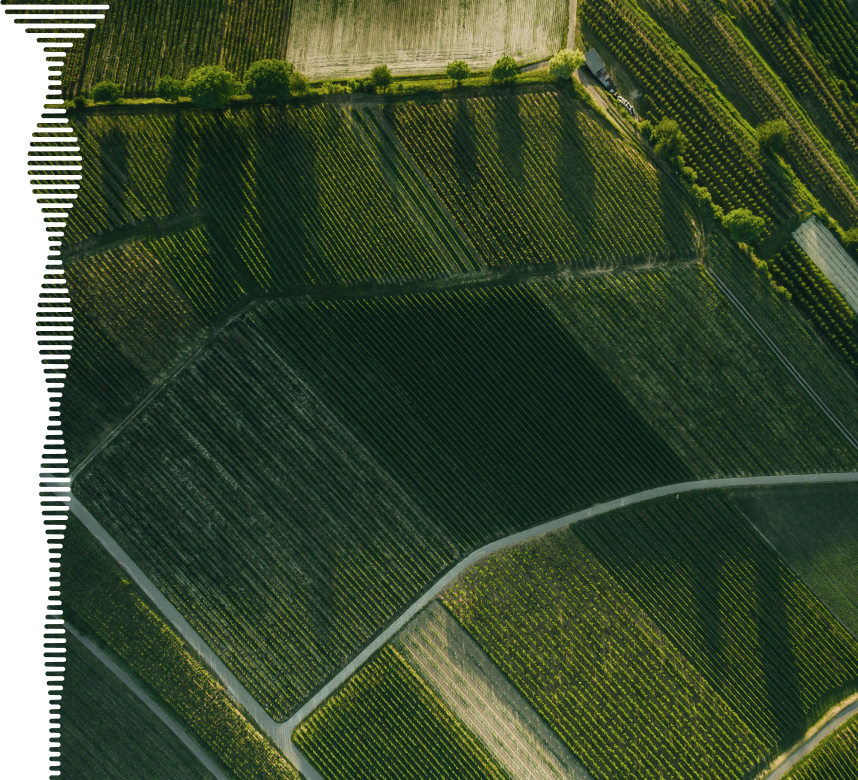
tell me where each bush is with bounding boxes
[549,48,586,80]
[244,59,294,103]
[155,75,184,102]
[72,95,88,109]
[91,81,122,104]
[446,60,471,87]
[185,65,242,109]
[371,64,393,93]
[723,208,766,242]
[491,56,518,84]
[347,78,359,93]
[289,71,309,97]
[756,118,790,154]
[844,227,858,252]
[651,118,686,165]
[638,119,652,139]
[321,81,335,94]
[680,166,698,185]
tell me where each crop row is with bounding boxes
[574,493,858,753]
[292,645,510,780]
[647,0,858,222]
[580,0,796,227]
[533,265,858,477]
[782,712,858,779]
[733,0,858,160]
[62,513,301,780]
[75,284,691,719]
[62,0,293,97]
[441,528,767,780]
[389,91,698,269]
[769,241,858,368]
[62,633,215,780]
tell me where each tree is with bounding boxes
[244,59,294,103]
[549,48,585,80]
[185,65,242,109]
[723,208,766,242]
[446,60,471,87]
[650,118,686,164]
[756,118,790,154]
[491,56,518,84]
[91,81,122,104]
[371,64,393,93]
[155,75,184,102]
[290,71,309,97]
[844,227,858,252]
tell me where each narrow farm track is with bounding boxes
[64,623,232,780]
[706,265,858,452]
[67,471,858,779]
[762,695,858,780]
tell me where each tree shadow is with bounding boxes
[165,112,195,216]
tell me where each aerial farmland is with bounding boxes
[10,0,858,777]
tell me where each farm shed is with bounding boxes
[585,48,613,88]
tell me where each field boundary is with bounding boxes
[760,693,858,780]
[64,623,231,780]
[705,265,858,452]
[66,472,858,778]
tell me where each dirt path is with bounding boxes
[66,470,858,778]
[761,695,858,780]
[65,623,231,780]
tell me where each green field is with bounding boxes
[74,283,690,719]
[441,526,768,780]
[61,633,215,780]
[783,711,858,780]
[292,645,511,780]
[442,493,858,779]
[61,513,301,780]
[532,263,858,477]
[574,494,858,751]
[388,91,699,269]
[729,482,858,638]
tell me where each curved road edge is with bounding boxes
[761,694,858,780]
[67,471,858,779]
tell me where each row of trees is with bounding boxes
[80,48,590,108]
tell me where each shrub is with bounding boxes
[72,95,88,109]
[549,48,586,80]
[289,71,309,97]
[347,78,359,93]
[244,59,294,103]
[446,60,471,87]
[321,81,335,94]
[91,81,122,104]
[185,65,242,109]
[723,208,766,242]
[680,166,698,184]
[638,119,652,139]
[844,227,858,252]
[155,75,184,102]
[371,64,393,93]
[756,118,790,154]
[491,56,519,84]
[651,118,686,165]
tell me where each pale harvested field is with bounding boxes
[286,0,567,79]
[397,601,592,780]
[793,216,858,314]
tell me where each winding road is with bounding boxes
[69,471,858,780]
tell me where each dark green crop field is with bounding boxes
[75,284,691,720]
[783,711,858,780]
[293,645,511,780]
[388,91,699,269]
[730,482,858,638]
[61,633,215,780]
[575,494,858,752]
